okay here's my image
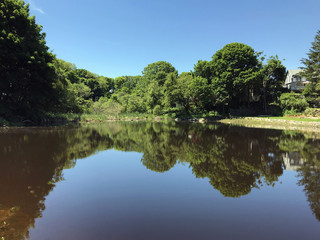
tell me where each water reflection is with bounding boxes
[0,122,319,239]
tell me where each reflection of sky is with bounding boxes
[30,150,320,240]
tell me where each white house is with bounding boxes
[284,69,309,91]
[282,152,306,171]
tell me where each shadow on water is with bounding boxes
[0,122,319,239]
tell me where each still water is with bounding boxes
[0,122,320,240]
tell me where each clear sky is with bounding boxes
[27,0,320,78]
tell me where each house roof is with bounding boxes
[284,69,306,85]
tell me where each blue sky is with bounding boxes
[27,0,320,78]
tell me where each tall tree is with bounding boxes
[175,72,193,110]
[210,43,262,109]
[163,72,179,109]
[193,60,213,83]
[261,56,286,112]
[0,0,61,119]
[142,61,177,86]
[301,30,320,107]
[188,76,212,110]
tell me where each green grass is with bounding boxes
[78,112,156,122]
[118,112,155,119]
[0,112,161,127]
[3,110,320,127]
[262,116,320,122]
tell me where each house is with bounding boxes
[284,69,309,91]
[282,152,306,171]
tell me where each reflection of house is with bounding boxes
[284,69,309,91]
[282,152,306,170]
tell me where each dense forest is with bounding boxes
[1,0,319,124]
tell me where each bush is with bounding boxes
[280,92,309,113]
[304,108,320,117]
[90,98,122,116]
[153,105,162,115]
[0,117,9,126]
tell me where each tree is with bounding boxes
[261,56,286,112]
[188,76,212,110]
[194,60,213,82]
[85,76,113,101]
[0,0,62,120]
[145,81,162,111]
[210,43,262,109]
[163,72,179,109]
[142,61,177,86]
[114,76,140,94]
[301,30,320,107]
[52,58,82,113]
[176,72,193,110]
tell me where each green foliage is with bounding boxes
[175,72,193,110]
[261,56,287,111]
[188,76,212,110]
[78,71,113,101]
[145,80,163,111]
[153,105,161,115]
[0,0,62,120]
[210,43,262,109]
[91,97,110,114]
[163,72,179,109]
[301,30,320,107]
[111,92,146,113]
[0,4,297,122]
[304,108,320,117]
[0,117,9,126]
[92,100,122,116]
[114,76,140,93]
[52,58,117,114]
[52,58,88,113]
[194,60,213,81]
[303,83,320,107]
[280,92,309,113]
[142,61,177,86]
[68,83,92,110]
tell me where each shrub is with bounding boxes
[304,108,320,117]
[280,92,309,113]
[153,105,162,115]
[90,98,122,116]
[0,117,9,126]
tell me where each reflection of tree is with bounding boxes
[277,132,320,222]
[142,152,177,173]
[298,167,320,221]
[278,131,308,153]
[184,127,284,197]
[294,138,320,222]
[0,127,114,239]
[2,121,320,238]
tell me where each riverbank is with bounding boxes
[0,113,156,127]
[2,113,320,133]
[217,117,320,133]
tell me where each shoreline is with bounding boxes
[2,115,320,133]
[216,117,320,133]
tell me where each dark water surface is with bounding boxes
[0,122,320,240]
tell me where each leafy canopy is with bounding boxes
[0,0,60,119]
[301,30,320,107]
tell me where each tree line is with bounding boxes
[1,0,319,123]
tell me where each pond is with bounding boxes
[0,122,319,240]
